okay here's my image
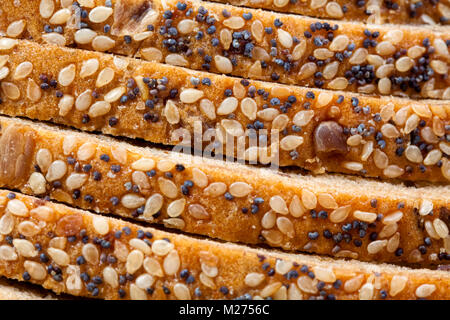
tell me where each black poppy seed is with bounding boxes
[308,271,315,279]
[165,172,173,179]
[274,18,283,27]
[72,190,81,200]
[93,171,102,181]
[317,281,326,290]
[395,248,403,256]
[162,285,171,295]
[147,169,157,177]
[224,192,234,200]
[40,253,49,263]
[333,279,342,289]
[267,268,275,276]
[308,231,319,240]
[122,227,132,235]
[318,211,328,219]
[53,274,63,282]
[22,272,31,281]
[194,287,202,297]
[262,262,270,271]
[186,275,195,284]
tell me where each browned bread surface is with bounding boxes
[0,116,448,266]
[0,40,449,182]
[0,0,449,98]
[0,190,449,300]
[212,0,450,25]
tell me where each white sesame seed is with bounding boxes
[221,119,244,137]
[58,94,74,116]
[359,283,374,300]
[49,8,71,24]
[180,88,204,103]
[367,240,387,254]
[92,35,116,52]
[245,273,265,287]
[74,29,97,44]
[415,284,436,298]
[0,212,14,236]
[103,267,119,288]
[39,0,55,18]
[28,172,46,195]
[0,38,18,50]
[1,82,20,100]
[7,20,26,38]
[277,29,293,48]
[24,261,46,280]
[353,210,377,223]
[383,165,404,178]
[77,142,96,160]
[223,16,245,29]
[217,97,238,115]
[152,240,174,256]
[126,250,144,274]
[0,245,17,261]
[80,59,99,78]
[143,257,164,276]
[188,204,210,220]
[214,55,233,74]
[165,54,188,67]
[293,110,314,127]
[297,276,318,294]
[121,194,146,209]
[229,182,252,198]
[7,199,29,217]
[276,217,295,237]
[82,243,99,264]
[301,189,317,210]
[42,33,66,46]
[92,216,109,235]
[58,64,76,87]
[26,79,42,102]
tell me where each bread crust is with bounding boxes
[0,277,58,300]
[0,190,449,300]
[212,0,450,26]
[0,0,449,99]
[0,116,448,266]
[0,39,448,182]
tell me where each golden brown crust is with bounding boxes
[0,190,450,300]
[213,0,450,26]
[0,0,449,99]
[0,39,449,182]
[0,116,448,267]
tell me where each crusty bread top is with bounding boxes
[0,189,449,300]
[0,39,448,182]
[0,0,449,99]
[0,116,448,267]
[211,0,450,26]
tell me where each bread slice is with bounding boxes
[0,39,448,182]
[0,0,449,99]
[0,189,450,300]
[0,116,448,266]
[0,277,58,300]
[212,0,450,26]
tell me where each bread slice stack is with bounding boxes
[0,0,447,300]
